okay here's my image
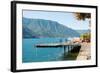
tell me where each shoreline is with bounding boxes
[76,42,91,60]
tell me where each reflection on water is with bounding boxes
[22,38,69,63]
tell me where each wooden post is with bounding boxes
[70,45,73,53]
[64,46,66,53]
[71,45,73,50]
[68,45,69,52]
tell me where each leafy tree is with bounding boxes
[74,13,91,29]
[80,33,91,42]
[74,13,91,20]
[74,13,91,42]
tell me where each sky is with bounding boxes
[23,10,90,30]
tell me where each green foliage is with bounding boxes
[80,33,91,42]
[74,13,91,20]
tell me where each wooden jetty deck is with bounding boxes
[35,42,90,60]
[36,42,81,47]
[35,42,81,54]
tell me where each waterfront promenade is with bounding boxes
[76,42,91,60]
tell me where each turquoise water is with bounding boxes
[22,38,69,63]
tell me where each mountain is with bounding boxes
[22,18,80,38]
[76,30,90,35]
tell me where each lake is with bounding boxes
[22,38,70,63]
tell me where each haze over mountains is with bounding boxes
[23,17,80,38]
[76,30,89,35]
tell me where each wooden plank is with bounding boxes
[35,42,81,49]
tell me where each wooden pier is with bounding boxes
[35,42,81,54]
